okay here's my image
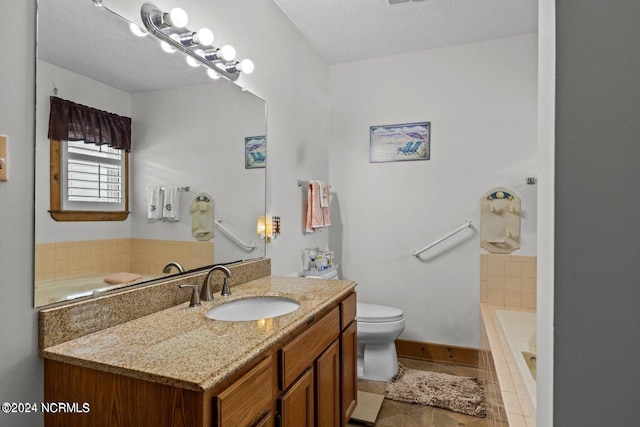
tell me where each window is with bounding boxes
[49,140,129,221]
[63,141,124,209]
[47,96,131,221]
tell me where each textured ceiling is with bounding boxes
[272,0,538,64]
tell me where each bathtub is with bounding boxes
[35,272,153,306]
[495,309,537,410]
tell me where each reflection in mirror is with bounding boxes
[34,0,266,307]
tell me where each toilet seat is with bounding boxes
[356,303,404,323]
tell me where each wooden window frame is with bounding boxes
[49,139,130,221]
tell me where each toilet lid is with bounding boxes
[356,302,404,323]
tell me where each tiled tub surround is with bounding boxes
[39,258,270,350]
[35,238,214,282]
[480,305,536,427]
[480,254,536,309]
[41,275,356,392]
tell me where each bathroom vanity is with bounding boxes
[41,275,357,427]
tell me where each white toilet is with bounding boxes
[303,267,405,382]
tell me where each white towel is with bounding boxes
[147,187,162,219]
[162,186,180,220]
[319,182,330,208]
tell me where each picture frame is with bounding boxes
[244,135,266,169]
[369,122,430,163]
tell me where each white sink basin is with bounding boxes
[205,296,300,321]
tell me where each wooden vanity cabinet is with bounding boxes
[276,291,358,427]
[340,293,358,426]
[44,291,357,427]
[278,367,315,427]
[213,355,274,427]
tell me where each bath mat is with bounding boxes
[349,391,384,426]
[384,364,486,418]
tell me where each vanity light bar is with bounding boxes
[140,3,253,82]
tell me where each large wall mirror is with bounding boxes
[34,0,266,307]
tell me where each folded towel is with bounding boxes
[147,187,162,219]
[190,192,214,241]
[320,182,330,208]
[163,186,179,220]
[306,180,331,233]
[104,272,143,284]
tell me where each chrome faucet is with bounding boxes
[163,261,185,274]
[200,265,233,301]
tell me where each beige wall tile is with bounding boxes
[488,290,505,306]
[504,292,522,308]
[522,262,537,278]
[481,281,488,303]
[504,277,522,293]
[488,260,505,276]
[505,261,522,277]
[522,293,537,309]
[522,277,537,294]
[481,257,488,281]
[488,254,512,261]
[488,275,505,291]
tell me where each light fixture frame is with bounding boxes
[140,3,244,82]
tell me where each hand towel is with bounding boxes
[104,272,143,284]
[190,193,214,241]
[320,182,330,208]
[305,180,331,233]
[162,186,180,220]
[147,187,162,219]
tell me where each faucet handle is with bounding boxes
[179,284,201,307]
[221,277,231,296]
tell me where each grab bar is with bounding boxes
[214,218,258,251]
[412,220,472,257]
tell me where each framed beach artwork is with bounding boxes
[369,122,430,163]
[245,135,266,169]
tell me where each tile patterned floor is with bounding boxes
[348,357,493,427]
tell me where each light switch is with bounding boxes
[0,135,7,182]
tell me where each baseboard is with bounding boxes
[395,339,479,367]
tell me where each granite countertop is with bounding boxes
[42,276,356,392]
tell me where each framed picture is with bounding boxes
[245,136,266,169]
[369,122,430,163]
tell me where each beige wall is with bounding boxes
[35,239,214,281]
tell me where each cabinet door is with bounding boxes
[253,411,274,427]
[279,368,314,427]
[316,340,340,427]
[215,356,273,427]
[341,321,357,426]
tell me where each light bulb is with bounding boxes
[167,8,188,28]
[160,41,176,53]
[238,59,255,74]
[195,28,214,46]
[129,23,147,37]
[186,55,200,67]
[207,69,221,79]
[220,45,236,61]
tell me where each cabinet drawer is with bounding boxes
[215,355,273,427]
[280,306,340,390]
[340,292,356,330]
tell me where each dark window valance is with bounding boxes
[48,96,132,152]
